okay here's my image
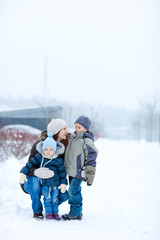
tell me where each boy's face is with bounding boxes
[75,123,87,133]
[44,146,54,157]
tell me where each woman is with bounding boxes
[19,118,69,221]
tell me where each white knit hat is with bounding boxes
[47,118,67,135]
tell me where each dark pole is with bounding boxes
[44,56,48,101]
[159,116,160,145]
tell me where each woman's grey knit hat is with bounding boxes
[47,118,67,135]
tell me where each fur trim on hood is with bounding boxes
[36,140,65,156]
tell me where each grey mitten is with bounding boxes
[34,167,54,179]
[85,165,96,186]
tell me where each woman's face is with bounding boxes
[57,126,68,141]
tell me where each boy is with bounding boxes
[62,115,98,220]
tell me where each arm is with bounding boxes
[57,158,68,193]
[57,161,68,185]
[28,141,40,161]
[27,140,41,176]
[84,138,98,167]
[83,139,98,186]
[20,154,41,175]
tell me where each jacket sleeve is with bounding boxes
[83,139,98,186]
[57,158,68,185]
[20,154,41,175]
[83,138,98,167]
[28,141,40,162]
[27,140,40,176]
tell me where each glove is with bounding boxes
[19,173,28,184]
[58,184,67,193]
[34,167,54,179]
[85,165,96,186]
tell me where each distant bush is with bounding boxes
[0,126,39,162]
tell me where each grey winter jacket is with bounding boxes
[64,131,98,185]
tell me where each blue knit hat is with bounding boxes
[74,115,91,130]
[42,132,57,154]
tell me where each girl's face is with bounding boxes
[44,147,54,157]
[57,126,68,141]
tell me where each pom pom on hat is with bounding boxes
[42,132,57,154]
[47,118,67,135]
[74,115,91,130]
[48,132,53,138]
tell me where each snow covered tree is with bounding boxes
[0,126,39,161]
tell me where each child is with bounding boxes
[19,118,68,221]
[20,132,68,220]
[62,115,98,220]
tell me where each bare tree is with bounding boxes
[139,96,157,142]
[132,112,142,140]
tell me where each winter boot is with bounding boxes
[46,213,54,220]
[62,213,82,221]
[33,212,44,221]
[52,214,61,221]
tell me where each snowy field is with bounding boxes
[0,138,160,240]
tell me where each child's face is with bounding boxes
[75,123,87,133]
[44,146,54,157]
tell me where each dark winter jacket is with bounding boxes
[27,140,65,175]
[20,152,67,187]
[64,131,98,185]
[20,140,66,191]
[27,140,41,176]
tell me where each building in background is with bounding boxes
[0,106,62,130]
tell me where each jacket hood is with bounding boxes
[36,140,65,156]
[73,131,95,141]
[82,131,95,141]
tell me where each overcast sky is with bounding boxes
[0,0,160,110]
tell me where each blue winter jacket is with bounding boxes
[20,153,68,187]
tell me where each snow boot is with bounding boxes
[62,213,82,221]
[46,213,54,220]
[52,214,61,221]
[33,212,44,221]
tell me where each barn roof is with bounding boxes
[0,106,62,118]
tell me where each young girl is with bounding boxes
[20,132,68,220]
[19,118,68,220]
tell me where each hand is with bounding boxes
[34,167,54,179]
[85,165,96,186]
[58,184,67,193]
[19,173,28,184]
[87,182,92,186]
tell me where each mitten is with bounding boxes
[58,184,67,193]
[34,167,54,179]
[85,165,96,186]
[19,173,28,184]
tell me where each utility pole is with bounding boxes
[159,116,160,145]
[43,56,48,102]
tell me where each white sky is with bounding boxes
[0,0,160,110]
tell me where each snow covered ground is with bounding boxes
[0,138,160,240]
